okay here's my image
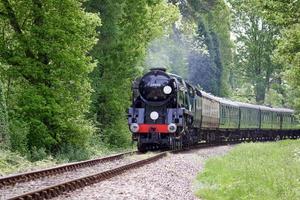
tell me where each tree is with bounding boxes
[155,0,233,96]
[256,0,300,111]
[0,0,100,154]
[229,0,282,104]
[85,0,179,147]
[178,0,233,96]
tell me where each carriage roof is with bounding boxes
[236,102,260,110]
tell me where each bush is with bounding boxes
[101,120,132,148]
[29,147,48,161]
[55,143,91,162]
[9,119,29,155]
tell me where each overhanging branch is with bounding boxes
[1,0,35,59]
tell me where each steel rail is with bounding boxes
[5,143,236,200]
[8,152,167,200]
[0,150,137,188]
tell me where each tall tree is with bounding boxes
[184,0,233,96]
[255,0,300,111]
[0,0,100,154]
[85,0,178,147]
[158,0,233,97]
[229,0,281,104]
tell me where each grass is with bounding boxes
[0,148,57,176]
[195,140,300,200]
[0,143,136,177]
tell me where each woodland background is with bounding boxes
[0,0,299,161]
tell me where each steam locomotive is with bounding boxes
[128,68,299,152]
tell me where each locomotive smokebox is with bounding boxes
[150,67,167,72]
[139,68,175,104]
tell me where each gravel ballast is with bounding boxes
[0,153,154,200]
[57,145,233,200]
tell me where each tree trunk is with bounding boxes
[255,78,266,104]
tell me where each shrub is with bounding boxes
[55,143,90,162]
[29,147,48,161]
[9,119,29,155]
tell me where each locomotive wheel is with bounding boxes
[183,135,191,149]
[169,136,175,150]
[175,140,179,150]
[176,137,183,150]
[274,134,280,142]
[207,133,215,144]
[138,143,147,153]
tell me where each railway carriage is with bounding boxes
[259,106,277,140]
[259,106,274,130]
[218,98,239,130]
[193,89,202,128]
[195,90,220,142]
[278,108,297,138]
[200,91,220,129]
[271,109,282,130]
[128,68,300,151]
[217,98,240,141]
[238,102,260,130]
[280,109,295,130]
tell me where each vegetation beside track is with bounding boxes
[195,140,300,200]
[0,144,135,176]
[0,148,56,176]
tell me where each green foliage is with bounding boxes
[0,147,56,176]
[253,0,299,27]
[265,88,284,107]
[141,0,234,97]
[0,0,100,154]
[274,24,300,111]
[230,82,255,103]
[228,0,282,104]
[196,140,300,200]
[200,0,233,97]
[29,146,47,161]
[86,0,179,147]
[230,0,300,111]
[0,80,8,144]
[55,143,90,162]
[183,0,233,96]
[8,119,28,155]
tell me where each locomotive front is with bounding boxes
[128,68,184,151]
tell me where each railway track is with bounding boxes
[1,143,232,200]
[0,151,137,188]
[2,152,165,200]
